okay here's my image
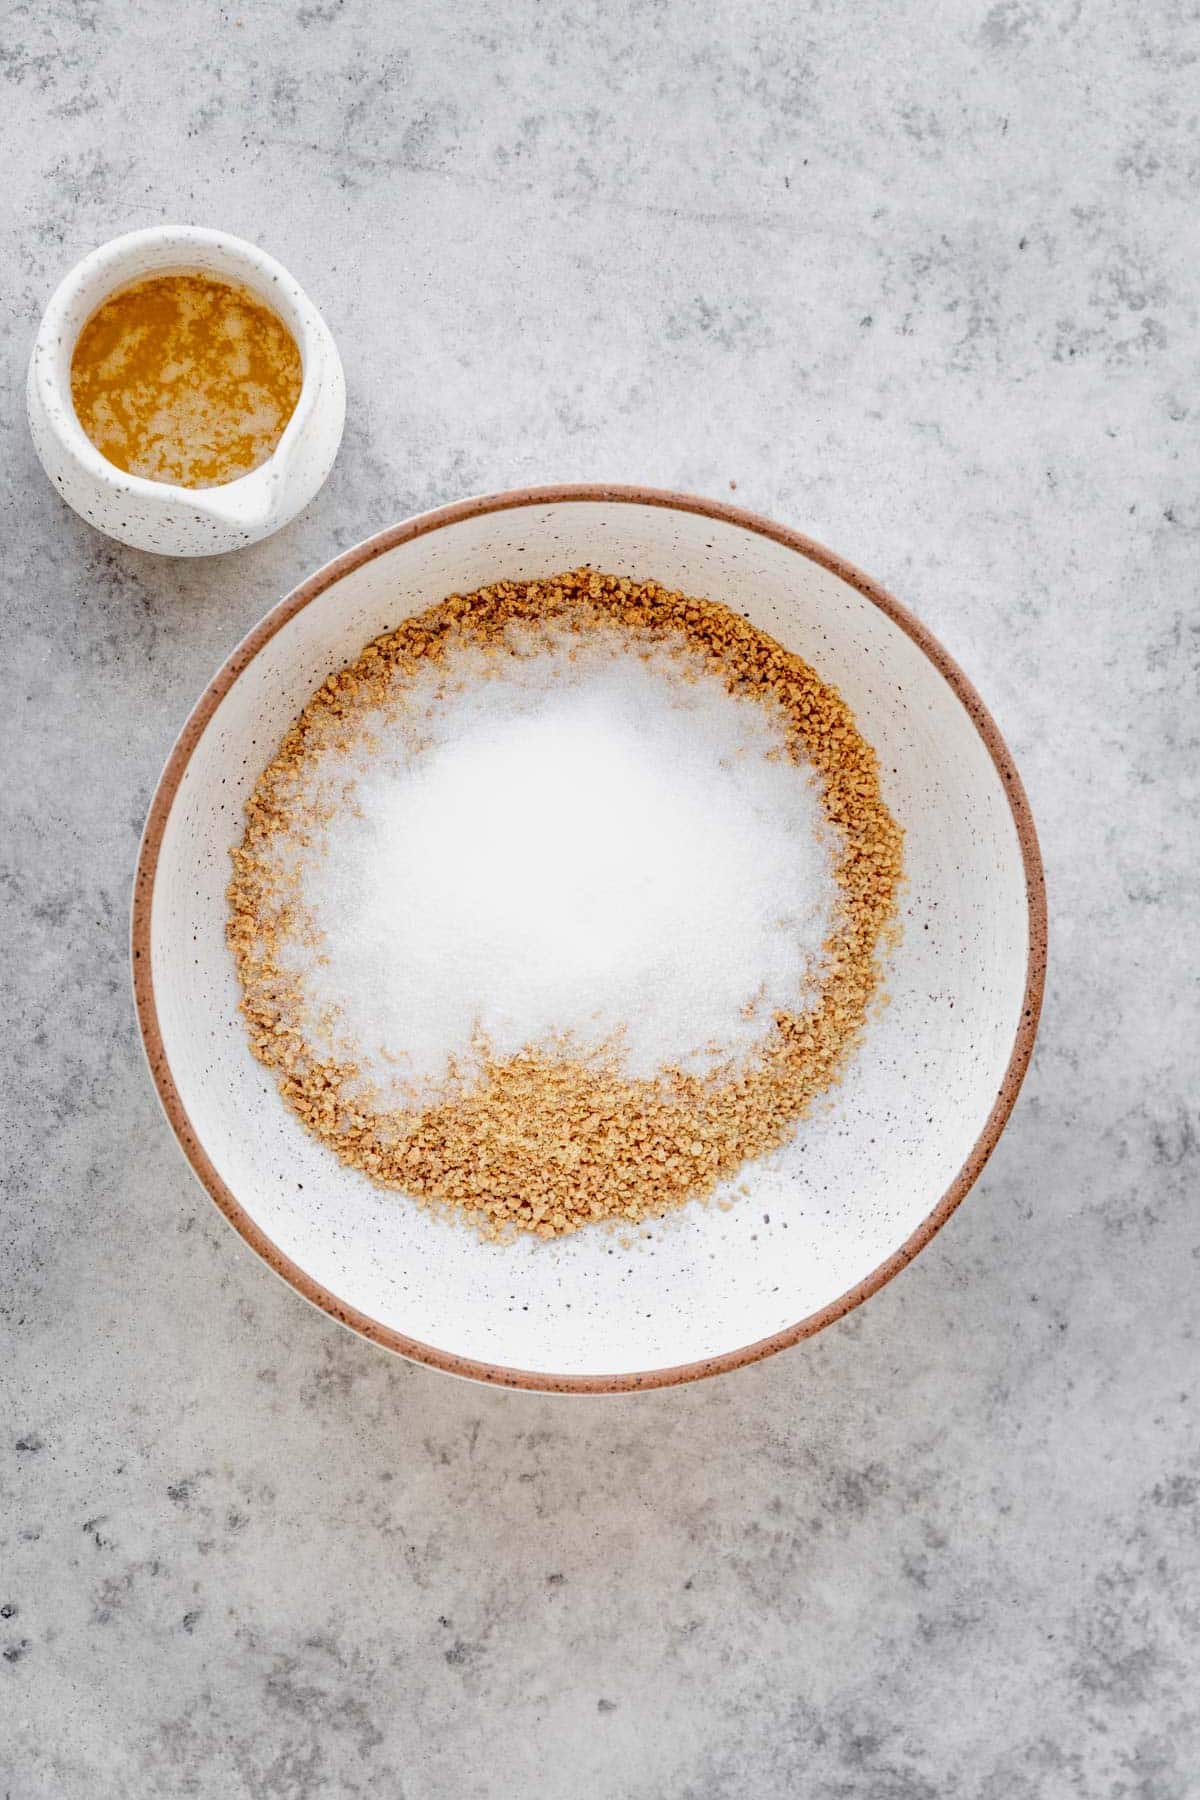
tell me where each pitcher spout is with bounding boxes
[188,464,280,535]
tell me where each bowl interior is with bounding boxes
[145,497,1035,1384]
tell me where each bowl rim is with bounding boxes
[131,483,1047,1394]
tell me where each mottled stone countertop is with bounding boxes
[2,2,1197,1795]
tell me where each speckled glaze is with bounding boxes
[133,487,1045,1391]
[27,226,345,556]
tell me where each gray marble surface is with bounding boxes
[2,1,1198,1794]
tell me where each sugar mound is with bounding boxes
[283,622,837,1102]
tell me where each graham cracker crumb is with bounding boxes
[227,569,903,1238]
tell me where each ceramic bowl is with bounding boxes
[28,225,345,556]
[133,487,1045,1391]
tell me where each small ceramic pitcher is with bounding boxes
[28,225,345,556]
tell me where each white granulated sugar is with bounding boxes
[280,622,837,1102]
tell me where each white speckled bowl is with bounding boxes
[133,487,1046,1391]
[28,226,345,556]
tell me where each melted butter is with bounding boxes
[70,272,303,489]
